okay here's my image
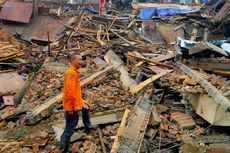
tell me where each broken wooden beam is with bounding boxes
[13,73,36,107]
[126,52,174,69]
[175,62,230,115]
[113,94,154,153]
[104,50,137,88]
[130,70,173,94]
[102,15,118,40]
[111,109,130,153]
[23,66,113,125]
[110,30,136,46]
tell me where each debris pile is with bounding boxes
[0,0,229,153]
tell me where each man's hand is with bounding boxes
[74,106,82,116]
[83,100,90,109]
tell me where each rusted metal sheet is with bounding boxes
[0,1,33,23]
[1,15,68,43]
[29,16,67,42]
[0,72,25,96]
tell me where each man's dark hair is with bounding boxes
[69,52,81,62]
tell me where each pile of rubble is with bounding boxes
[0,0,229,153]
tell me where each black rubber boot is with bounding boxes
[82,108,97,133]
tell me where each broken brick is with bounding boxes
[171,112,196,130]
[32,144,39,153]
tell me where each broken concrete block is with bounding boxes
[146,128,157,138]
[148,107,161,126]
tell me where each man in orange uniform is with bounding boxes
[60,53,95,153]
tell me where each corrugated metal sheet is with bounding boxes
[1,15,69,42]
[0,1,33,23]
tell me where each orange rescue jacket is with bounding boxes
[63,66,83,111]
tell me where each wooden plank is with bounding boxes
[110,30,136,46]
[0,31,23,48]
[52,109,126,131]
[0,44,15,50]
[13,73,36,107]
[133,51,146,67]
[111,109,131,153]
[102,15,119,40]
[104,50,137,88]
[135,61,144,67]
[130,70,172,94]
[115,95,154,153]
[126,52,174,69]
[24,66,113,125]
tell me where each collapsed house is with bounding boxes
[0,0,229,152]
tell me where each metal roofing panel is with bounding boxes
[0,1,33,23]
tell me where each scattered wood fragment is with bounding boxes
[98,127,107,153]
[102,15,119,39]
[130,70,173,94]
[110,30,136,46]
[126,52,174,69]
[0,142,23,152]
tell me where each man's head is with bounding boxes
[69,53,83,69]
